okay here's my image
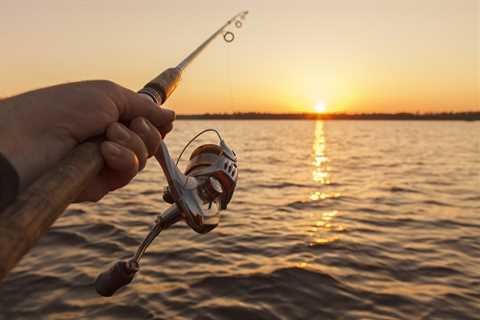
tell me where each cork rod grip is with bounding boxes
[0,140,104,281]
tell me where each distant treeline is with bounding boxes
[177,112,480,121]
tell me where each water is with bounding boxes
[1,120,479,319]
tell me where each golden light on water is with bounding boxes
[310,237,339,246]
[311,121,330,185]
[305,121,346,247]
[307,210,344,247]
[310,192,341,201]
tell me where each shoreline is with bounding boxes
[176,112,480,121]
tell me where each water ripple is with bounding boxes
[1,120,479,319]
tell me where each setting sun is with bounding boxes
[315,102,327,113]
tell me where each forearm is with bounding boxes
[0,93,67,191]
[0,99,21,209]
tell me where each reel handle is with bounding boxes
[94,205,181,297]
[95,260,139,297]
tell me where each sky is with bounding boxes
[0,0,478,114]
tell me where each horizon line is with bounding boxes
[174,111,480,121]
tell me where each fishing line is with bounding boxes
[226,43,235,112]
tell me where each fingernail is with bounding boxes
[105,142,121,157]
[113,123,130,141]
[139,118,150,132]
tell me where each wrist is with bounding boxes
[0,151,19,210]
[0,98,29,190]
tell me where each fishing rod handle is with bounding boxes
[0,140,103,281]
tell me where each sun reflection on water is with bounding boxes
[312,121,330,185]
[307,210,344,246]
[310,192,342,201]
[306,121,345,247]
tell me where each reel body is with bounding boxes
[162,141,237,233]
[95,130,237,296]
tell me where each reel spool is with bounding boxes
[95,130,238,297]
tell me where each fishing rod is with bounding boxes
[139,10,248,104]
[0,11,248,285]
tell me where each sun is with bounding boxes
[314,102,327,113]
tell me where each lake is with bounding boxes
[1,120,479,319]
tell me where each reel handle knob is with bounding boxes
[95,260,138,297]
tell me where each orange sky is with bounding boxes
[1,0,478,113]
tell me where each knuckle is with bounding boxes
[130,117,146,131]
[132,117,161,143]
[95,79,121,91]
[82,79,121,93]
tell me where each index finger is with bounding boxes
[104,82,175,130]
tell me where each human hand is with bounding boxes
[0,80,175,202]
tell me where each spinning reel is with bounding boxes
[95,130,238,296]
